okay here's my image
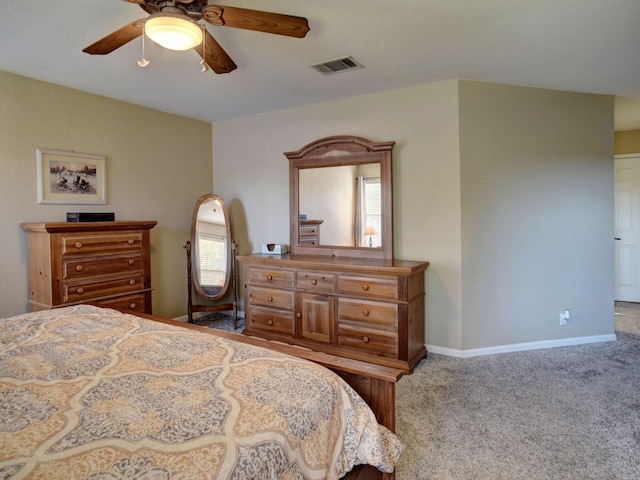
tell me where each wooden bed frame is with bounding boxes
[138,313,404,480]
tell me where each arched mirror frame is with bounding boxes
[285,135,394,260]
[185,193,237,327]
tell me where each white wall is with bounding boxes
[212,79,615,354]
[0,70,213,319]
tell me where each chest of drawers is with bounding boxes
[21,221,157,314]
[299,220,323,245]
[238,253,428,373]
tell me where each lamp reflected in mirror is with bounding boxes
[364,226,376,248]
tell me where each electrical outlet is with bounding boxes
[560,309,571,326]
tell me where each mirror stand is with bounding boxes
[185,239,238,328]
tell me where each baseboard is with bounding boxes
[427,333,618,358]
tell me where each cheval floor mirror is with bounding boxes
[185,193,238,328]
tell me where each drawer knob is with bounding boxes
[129,279,136,286]
[128,259,135,265]
[268,319,274,326]
[268,296,273,302]
[77,287,84,295]
[75,265,84,272]
[130,303,137,309]
[311,279,317,285]
[362,284,370,291]
[75,242,83,249]
[267,274,273,281]
[362,336,370,343]
[362,309,370,316]
[127,239,135,245]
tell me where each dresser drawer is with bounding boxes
[250,306,294,335]
[296,271,335,293]
[338,298,398,328]
[246,267,295,288]
[62,274,145,304]
[62,253,144,279]
[299,225,319,244]
[300,225,319,237]
[248,286,295,310]
[60,232,143,256]
[338,323,398,356]
[338,275,398,300]
[97,293,146,313]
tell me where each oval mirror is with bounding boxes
[185,194,237,326]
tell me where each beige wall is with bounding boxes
[3,69,614,353]
[0,71,213,319]
[212,80,463,351]
[212,80,614,354]
[459,82,614,351]
[615,129,640,154]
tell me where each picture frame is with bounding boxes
[36,149,107,204]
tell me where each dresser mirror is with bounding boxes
[285,135,394,260]
[185,193,237,327]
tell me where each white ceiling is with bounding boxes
[1,0,639,130]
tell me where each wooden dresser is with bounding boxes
[21,221,156,314]
[238,253,428,373]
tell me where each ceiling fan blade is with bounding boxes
[194,29,237,74]
[202,5,309,38]
[83,20,144,55]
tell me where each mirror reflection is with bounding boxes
[194,196,229,296]
[185,193,237,328]
[298,163,381,248]
[286,135,394,260]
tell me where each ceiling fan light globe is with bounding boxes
[145,13,203,51]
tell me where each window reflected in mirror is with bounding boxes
[194,197,228,297]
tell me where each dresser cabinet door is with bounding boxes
[297,293,334,343]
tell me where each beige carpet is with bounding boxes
[395,302,640,480]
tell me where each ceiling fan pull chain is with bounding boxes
[138,21,150,68]
[199,24,209,73]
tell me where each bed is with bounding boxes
[0,304,403,479]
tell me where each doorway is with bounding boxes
[614,154,640,301]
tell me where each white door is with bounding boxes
[614,154,640,301]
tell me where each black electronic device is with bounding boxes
[66,212,115,223]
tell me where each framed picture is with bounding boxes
[36,149,107,204]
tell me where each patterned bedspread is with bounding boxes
[0,305,402,479]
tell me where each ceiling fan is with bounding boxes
[83,0,310,74]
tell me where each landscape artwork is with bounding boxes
[37,149,106,204]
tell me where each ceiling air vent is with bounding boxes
[310,56,363,75]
